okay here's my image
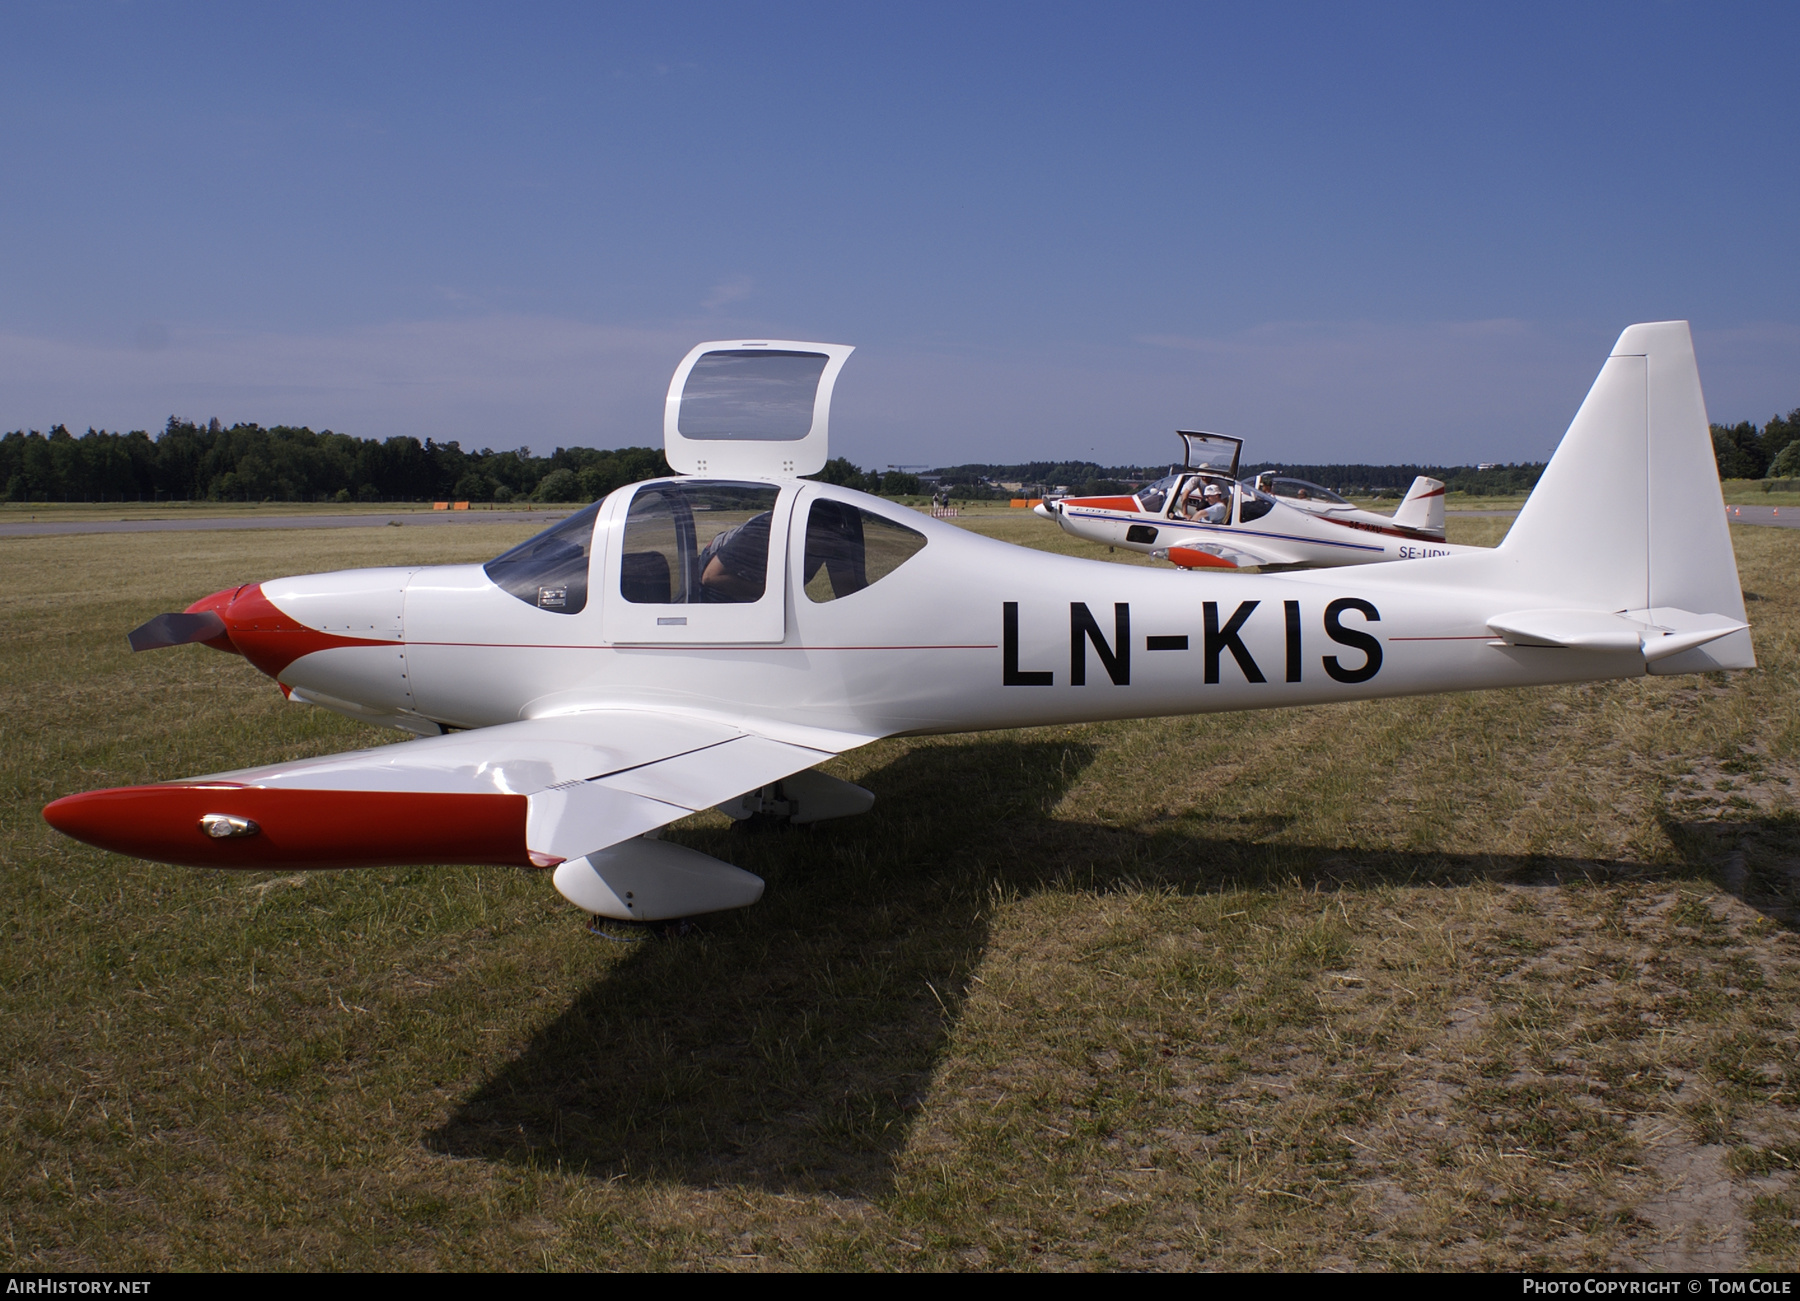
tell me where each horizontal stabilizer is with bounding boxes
[127,610,227,652]
[1486,607,1748,662]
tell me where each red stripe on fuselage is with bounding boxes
[42,784,531,870]
[1318,514,1444,542]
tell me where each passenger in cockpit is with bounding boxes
[698,512,773,602]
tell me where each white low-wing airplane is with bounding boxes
[1039,432,1473,570]
[45,323,1753,924]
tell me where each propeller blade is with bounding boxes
[127,610,228,653]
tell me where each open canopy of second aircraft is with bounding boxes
[1039,431,1477,570]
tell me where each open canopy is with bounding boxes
[664,340,855,478]
[1176,430,1242,478]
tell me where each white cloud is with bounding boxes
[701,276,754,313]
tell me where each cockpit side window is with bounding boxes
[1236,484,1276,523]
[620,481,781,605]
[803,500,928,603]
[484,501,601,614]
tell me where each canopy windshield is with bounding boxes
[1136,473,1180,512]
[1247,474,1351,506]
[1177,431,1242,477]
[484,502,601,614]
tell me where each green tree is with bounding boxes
[533,468,580,502]
[806,457,879,492]
[1711,422,1766,480]
[1762,409,1800,468]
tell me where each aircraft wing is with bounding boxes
[43,710,872,871]
[1162,537,1289,570]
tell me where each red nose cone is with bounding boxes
[182,585,250,653]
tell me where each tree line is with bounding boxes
[1710,409,1800,480]
[6,407,1794,506]
[1,419,671,504]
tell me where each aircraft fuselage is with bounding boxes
[258,479,1645,746]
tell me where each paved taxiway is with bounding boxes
[0,509,576,539]
[1724,504,1800,528]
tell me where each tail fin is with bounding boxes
[1495,321,1752,671]
[1391,476,1446,535]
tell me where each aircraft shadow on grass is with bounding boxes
[427,739,1798,1196]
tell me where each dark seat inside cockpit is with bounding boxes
[620,552,672,604]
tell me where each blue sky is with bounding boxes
[2,2,1795,468]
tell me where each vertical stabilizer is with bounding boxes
[1494,321,1751,671]
[1392,476,1446,535]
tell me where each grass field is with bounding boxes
[0,501,570,525]
[2,511,1797,1271]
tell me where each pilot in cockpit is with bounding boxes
[1183,482,1230,524]
[1173,478,1231,525]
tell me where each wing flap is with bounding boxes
[596,735,834,810]
[524,783,689,866]
[527,734,837,864]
